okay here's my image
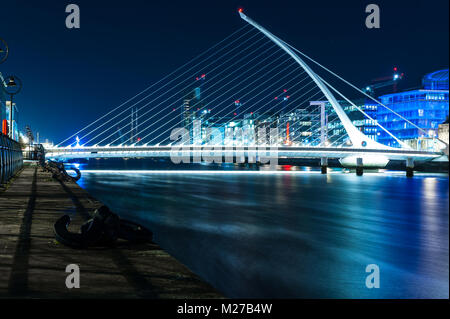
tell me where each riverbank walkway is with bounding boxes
[0,164,222,298]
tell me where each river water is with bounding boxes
[74,161,449,298]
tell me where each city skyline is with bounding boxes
[0,1,448,303]
[0,0,448,143]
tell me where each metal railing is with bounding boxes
[0,132,23,185]
[22,143,45,161]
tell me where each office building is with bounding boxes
[377,69,449,149]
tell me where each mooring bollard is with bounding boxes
[356,157,363,176]
[320,157,328,174]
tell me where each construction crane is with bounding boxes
[363,67,404,96]
[274,89,292,145]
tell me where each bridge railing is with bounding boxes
[0,132,23,185]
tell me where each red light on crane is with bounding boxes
[274,96,278,100]
[234,112,237,116]
[393,67,398,72]
[238,8,243,13]
[285,122,292,145]
[201,74,206,78]
[283,89,287,93]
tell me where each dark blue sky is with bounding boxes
[0,0,448,144]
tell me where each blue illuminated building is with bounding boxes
[377,69,449,148]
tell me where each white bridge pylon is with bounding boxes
[239,11,394,150]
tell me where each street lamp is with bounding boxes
[0,37,9,64]
[1,75,22,139]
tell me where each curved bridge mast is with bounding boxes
[239,11,392,150]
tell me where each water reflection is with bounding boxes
[77,167,449,298]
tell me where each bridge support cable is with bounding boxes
[193,68,311,134]
[288,111,333,147]
[156,64,325,145]
[242,89,325,146]
[223,78,325,146]
[144,65,304,145]
[82,32,268,145]
[208,75,315,127]
[199,79,321,146]
[86,39,278,146]
[121,45,289,146]
[304,113,350,147]
[200,66,325,137]
[281,39,448,148]
[329,133,352,147]
[277,102,328,146]
[108,46,294,146]
[143,62,305,145]
[265,71,402,148]
[79,30,267,146]
[260,89,327,145]
[144,66,303,145]
[57,25,252,146]
[316,74,411,149]
[239,11,395,150]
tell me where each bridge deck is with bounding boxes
[0,164,222,298]
[45,145,444,162]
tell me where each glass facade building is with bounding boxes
[377,69,449,148]
[325,99,378,146]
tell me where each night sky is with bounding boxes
[0,0,448,144]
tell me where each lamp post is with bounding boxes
[0,37,9,64]
[2,75,22,140]
[0,38,9,137]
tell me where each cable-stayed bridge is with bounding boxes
[45,11,447,170]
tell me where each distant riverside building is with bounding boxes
[0,72,19,141]
[278,107,321,146]
[174,70,448,149]
[253,112,279,145]
[241,114,255,145]
[198,115,230,145]
[438,117,449,155]
[327,99,378,145]
[181,75,206,143]
[377,69,449,149]
[304,99,378,147]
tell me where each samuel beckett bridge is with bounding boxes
[45,11,447,175]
